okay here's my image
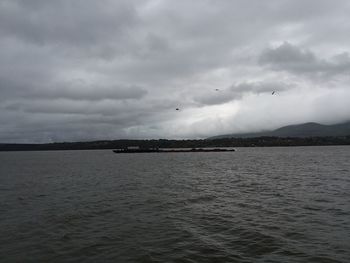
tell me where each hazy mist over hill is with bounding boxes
[210,121,350,139]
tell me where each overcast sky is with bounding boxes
[1,0,350,143]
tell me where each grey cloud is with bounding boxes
[0,73,147,102]
[0,96,182,143]
[0,0,138,47]
[194,81,291,106]
[231,81,291,94]
[32,84,148,101]
[193,90,239,106]
[3,96,152,117]
[259,42,350,77]
[1,0,350,142]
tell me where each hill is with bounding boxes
[209,121,350,139]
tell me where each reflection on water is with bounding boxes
[0,146,349,262]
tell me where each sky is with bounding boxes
[1,0,350,143]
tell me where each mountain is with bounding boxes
[209,121,350,139]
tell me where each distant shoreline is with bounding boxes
[1,136,350,152]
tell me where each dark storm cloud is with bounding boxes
[259,42,350,77]
[1,0,350,142]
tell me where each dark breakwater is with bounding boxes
[0,146,349,262]
[113,148,236,153]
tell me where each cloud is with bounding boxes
[259,42,350,77]
[30,83,148,101]
[193,90,238,106]
[0,0,138,48]
[1,0,350,142]
[231,81,291,94]
[193,81,292,106]
[1,81,148,102]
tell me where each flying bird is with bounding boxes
[215,89,219,91]
[176,108,179,111]
[272,91,276,95]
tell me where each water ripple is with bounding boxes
[0,146,349,262]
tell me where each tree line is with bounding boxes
[1,136,350,151]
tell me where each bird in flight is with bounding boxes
[176,108,179,111]
[215,89,219,91]
[272,91,276,95]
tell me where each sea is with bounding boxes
[0,146,349,262]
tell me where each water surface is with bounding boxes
[0,146,349,262]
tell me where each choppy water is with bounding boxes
[0,146,349,262]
